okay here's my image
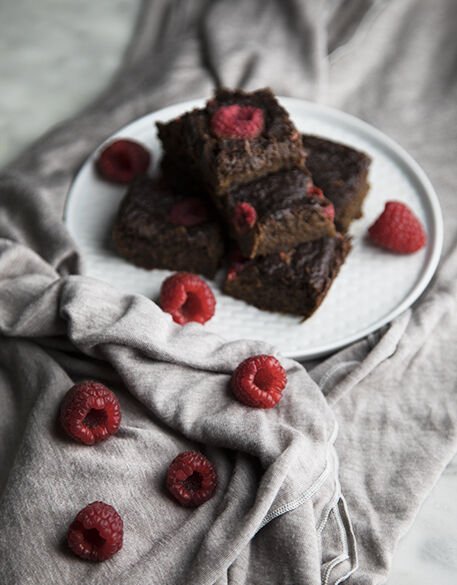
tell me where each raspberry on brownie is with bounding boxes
[112,176,225,278]
[302,135,371,233]
[222,168,336,258]
[156,88,306,198]
[224,235,351,318]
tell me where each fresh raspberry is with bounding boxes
[322,202,335,221]
[231,355,287,409]
[95,138,151,184]
[159,272,216,325]
[368,201,427,253]
[67,501,123,561]
[60,381,121,445]
[211,105,264,139]
[307,184,325,199]
[233,202,257,233]
[169,197,209,227]
[166,451,217,507]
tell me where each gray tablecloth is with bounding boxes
[1,1,457,583]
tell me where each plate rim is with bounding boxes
[65,97,444,361]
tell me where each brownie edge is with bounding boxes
[224,235,351,317]
[302,135,371,233]
[112,176,225,278]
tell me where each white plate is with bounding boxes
[65,98,443,360]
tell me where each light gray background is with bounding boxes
[1,1,456,583]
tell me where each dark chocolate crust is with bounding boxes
[302,135,371,233]
[157,88,306,197]
[224,235,351,317]
[224,168,336,258]
[112,176,224,278]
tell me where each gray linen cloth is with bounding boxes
[1,1,457,583]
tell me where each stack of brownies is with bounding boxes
[113,88,371,318]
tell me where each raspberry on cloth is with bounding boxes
[231,354,287,408]
[166,451,218,507]
[60,380,121,445]
[67,501,123,561]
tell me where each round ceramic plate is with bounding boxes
[65,98,443,360]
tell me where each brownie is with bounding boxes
[157,88,306,198]
[112,176,224,278]
[302,135,371,233]
[223,235,351,318]
[222,168,337,258]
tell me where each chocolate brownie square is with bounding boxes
[222,168,337,258]
[156,88,306,198]
[223,235,351,317]
[302,135,371,233]
[112,176,224,278]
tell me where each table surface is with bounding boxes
[1,2,456,582]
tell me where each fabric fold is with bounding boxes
[0,238,343,583]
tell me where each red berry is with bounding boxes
[322,202,335,221]
[60,381,121,445]
[67,501,123,561]
[211,105,264,139]
[169,197,209,227]
[95,139,151,184]
[231,355,287,409]
[233,202,257,233]
[159,272,216,325]
[307,184,324,199]
[368,201,426,253]
[166,451,217,507]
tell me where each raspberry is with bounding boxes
[307,184,324,199]
[67,501,123,561]
[60,381,121,445]
[169,197,209,227]
[211,105,264,139]
[322,202,335,221]
[166,451,217,507]
[368,201,427,253]
[233,202,257,233]
[231,355,287,409]
[95,139,151,184]
[159,272,216,325]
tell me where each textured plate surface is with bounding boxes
[65,98,443,360]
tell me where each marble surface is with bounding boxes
[0,0,140,167]
[1,2,456,583]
